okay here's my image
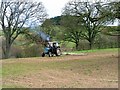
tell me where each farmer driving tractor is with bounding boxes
[38,31,62,57]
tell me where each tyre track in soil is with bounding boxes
[2,51,118,88]
[2,51,118,64]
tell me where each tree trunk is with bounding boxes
[89,42,92,49]
[4,46,11,59]
[4,38,12,59]
[89,41,93,50]
[75,42,79,50]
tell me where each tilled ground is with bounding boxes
[2,51,118,88]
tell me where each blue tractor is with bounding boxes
[42,41,62,57]
[37,31,62,57]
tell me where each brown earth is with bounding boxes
[2,51,118,88]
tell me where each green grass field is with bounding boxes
[66,48,118,53]
[1,48,118,88]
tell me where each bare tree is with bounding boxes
[0,0,48,58]
[106,2,120,20]
[101,2,120,36]
[62,1,111,49]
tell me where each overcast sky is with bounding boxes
[1,0,118,19]
[0,0,70,18]
[35,0,97,18]
[0,0,118,26]
[37,0,118,26]
[36,0,71,18]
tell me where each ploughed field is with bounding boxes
[1,48,118,88]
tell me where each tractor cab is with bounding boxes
[48,41,60,48]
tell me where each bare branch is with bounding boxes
[0,0,48,58]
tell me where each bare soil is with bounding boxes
[2,51,118,88]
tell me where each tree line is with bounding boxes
[0,0,119,58]
[42,1,119,50]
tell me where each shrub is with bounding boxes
[11,45,23,58]
[22,44,43,58]
[94,34,118,49]
[10,44,44,58]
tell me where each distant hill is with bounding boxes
[50,16,62,25]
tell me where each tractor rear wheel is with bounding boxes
[56,48,62,56]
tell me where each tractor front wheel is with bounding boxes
[42,52,45,57]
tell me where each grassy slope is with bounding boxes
[2,48,118,88]
[2,48,118,77]
[66,48,118,53]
